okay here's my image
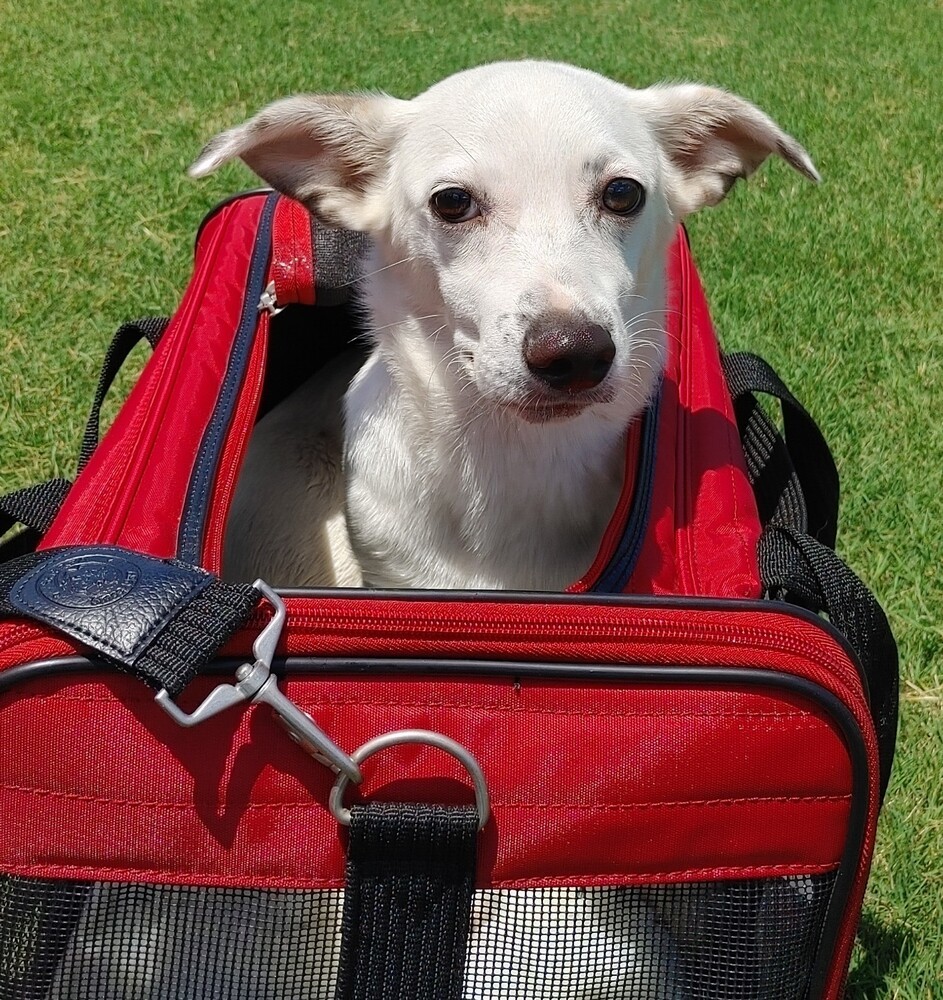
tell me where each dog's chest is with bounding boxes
[454,442,622,588]
[347,394,626,591]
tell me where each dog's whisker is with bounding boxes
[368,313,444,336]
[621,309,679,326]
[624,319,678,347]
[622,305,681,318]
[427,342,468,392]
[433,125,479,165]
[342,255,417,288]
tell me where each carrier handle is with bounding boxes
[76,316,170,474]
[723,351,839,547]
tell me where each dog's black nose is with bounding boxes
[524,317,615,393]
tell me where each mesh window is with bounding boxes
[1,873,835,999]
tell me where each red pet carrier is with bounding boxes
[0,191,897,999]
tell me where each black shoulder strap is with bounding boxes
[0,480,73,538]
[0,545,258,695]
[77,316,170,474]
[0,479,73,562]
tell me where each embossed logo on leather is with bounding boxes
[35,553,140,610]
[9,545,213,664]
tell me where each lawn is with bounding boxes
[1,0,941,995]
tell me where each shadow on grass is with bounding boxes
[844,912,913,999]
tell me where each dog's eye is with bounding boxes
[601,178,645,216]
[431,187,479,223]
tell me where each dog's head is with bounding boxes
[192,61,817,425]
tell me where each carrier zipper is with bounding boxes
[0,625,78,668]
[199,314,271,574]
[571,235,691,594]
[257,281,282,316]
[199,195,318,573]
[675,233,698,594]
[247,598,869,699]
[567,423,641,592]
[178,194,278,563]
[40,195,269,554]
[0,624,56,654]
[1,599,866,705]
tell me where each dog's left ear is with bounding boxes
[633,84,820,217]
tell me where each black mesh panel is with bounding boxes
[0,873,836,999]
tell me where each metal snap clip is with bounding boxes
[155,580,361,783]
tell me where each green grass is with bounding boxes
[1,0,941,994]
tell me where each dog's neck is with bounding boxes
[344,260,631,591]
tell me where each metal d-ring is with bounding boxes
[328,729,490,830]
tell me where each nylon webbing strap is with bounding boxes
[0,545,259,695]
[77,316,170,474]
[0,479,72,537]
[723,352,839,547]
[730,385,809,533]
[335,803,479,1000]
[131,577,260,695]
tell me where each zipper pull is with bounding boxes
[258,280,283,317]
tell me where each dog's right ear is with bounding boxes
[189,94,410,231]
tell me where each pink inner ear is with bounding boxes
[673,122,769,177]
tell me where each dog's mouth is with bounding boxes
[498,381,617,423]
[506,399,592,423]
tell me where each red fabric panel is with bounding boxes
[1,670,850,888]
[0,596,882,1000]
[0,599,876,892]
[627,233,762,599]
[39,195,268,558]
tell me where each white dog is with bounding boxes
[193,60,818,593]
